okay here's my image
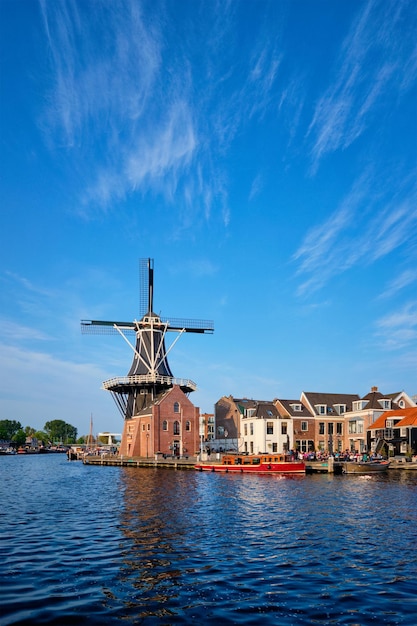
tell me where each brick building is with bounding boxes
[119,385,200,457]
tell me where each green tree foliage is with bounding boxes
[34,431,49,445]
[0,419,23,440]
[12,429,26,445]
[44,420,77,444]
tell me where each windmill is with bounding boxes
[81,258,214,420]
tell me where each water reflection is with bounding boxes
[1,456,416,625]
[115,469,417,624]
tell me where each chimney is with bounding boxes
[371,386,378,392]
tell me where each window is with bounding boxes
[399,400,405,408]
[328,423,334,435]
[174,402,180,413]
[173,421,180,435]
[244,423,247,436]
[250,442,254,454]
[353,401,366,411]
[336,423,343,435]
[162,420,168,431]
[185,420,191,431]
[142,424,146,431]
[380,399,391,409]
[147,423,150,431]
[349,422,357,434]
[267,422,274,435]
[301,421,308,431]
[319,422,325,435]
[281,422,287,435]
[250,423,254,435]
[316,405,326,415]
[290,404,302,411]
[272,443,278,452]
[335,404,346,415]
[297,440,314,453]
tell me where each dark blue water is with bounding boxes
[1,454,416,625]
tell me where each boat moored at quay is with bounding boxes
[195,453,306,474]
[342,459,390,474]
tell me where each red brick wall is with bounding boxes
[119,385,199,457]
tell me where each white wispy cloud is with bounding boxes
[293,172,417,296]
[375,301,417,350]
[307,0,417,173]
[0,342,116,431]
[38,0,282,230]
[379,270,417,299]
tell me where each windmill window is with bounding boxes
[173,421,180,435]
[185,420,191,431]
[174,402,180,413]
[162,420,168,431]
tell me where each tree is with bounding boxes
[0,420,22,440]
[34,430,49,445]
[12,429,26,446]
[44,420,77,444]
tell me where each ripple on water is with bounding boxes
[1,457,416,624]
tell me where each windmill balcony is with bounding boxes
[102,374,197,392]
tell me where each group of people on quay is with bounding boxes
[299,450,384,462]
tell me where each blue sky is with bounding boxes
[1,0,416,437]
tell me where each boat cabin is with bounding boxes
[222,454,289,466]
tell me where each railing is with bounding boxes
[102,374,197,391]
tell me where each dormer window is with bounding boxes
[379,399,391,410]
[246,408,256,418]
[353,401,367,411]
[399,400,405,408]
[290,404,302,412]
[316,405,326,415]
[334,404,346,415]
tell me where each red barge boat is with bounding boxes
[195,453,305,474]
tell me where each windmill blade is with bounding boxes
[139,258,153,316]
[81,320,136,335]
[162,317,214,333]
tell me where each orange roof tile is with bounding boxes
[368,407,417,430]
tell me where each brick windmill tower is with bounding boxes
[81,259,213,457]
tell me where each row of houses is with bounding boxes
[118,384,416,458]
[209,386,417,457]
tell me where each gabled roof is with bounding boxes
[235,399,278,419]
[360,389,399,410]
[368,407,417,430]
[301,392,360,414]
[275,399,313,418]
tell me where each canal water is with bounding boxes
[1,454,416,625]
